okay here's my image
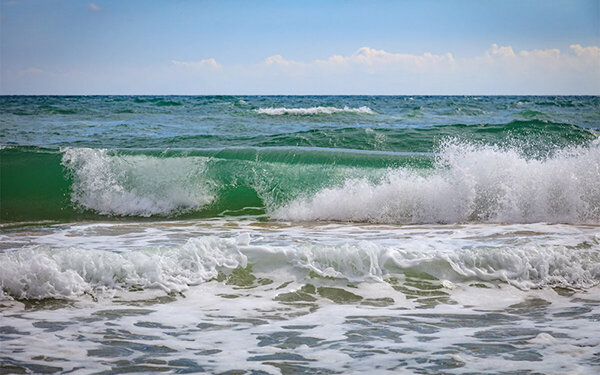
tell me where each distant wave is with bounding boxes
[255,106,375,115]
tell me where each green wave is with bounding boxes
[1,146,421,222]
[1,120,597,224]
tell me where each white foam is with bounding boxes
[529,332,560,345]
[0,236,247,299]
[61,148,214,216]
[255,106,375,115]
[441,245,600,289]
[274,139,600,224]
[2,232,598,299]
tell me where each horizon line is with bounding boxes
[1,94,599,97]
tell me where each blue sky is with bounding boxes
[1,0,599,94]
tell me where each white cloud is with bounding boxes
[569,44,600,57]
[88,3,101,11]
[320,47,455,66]
[265,44,597,74]
[518,48,560,60]
[3,44,598,94]
[267,47,455,68]
[241,44,599,94]
[171,58,222,70]
[263,47,456,75]
[490,44,516,58]
[265,55,301,66]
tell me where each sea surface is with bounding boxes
[1,95,599,374]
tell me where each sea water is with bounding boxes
[1,96,599,374]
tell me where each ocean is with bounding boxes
[1,95,599,374]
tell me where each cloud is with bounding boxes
[489,44,516,58]
[264,44,597,74]
[3,44,598,94]
[323,47,454,66]
[317,47,456,74]
[261,44,599,73]
[569,44,600,57]
[88,3,101,11]
[265,47,456,73]
[264,55,303,67]
[171,58,222,70]
[243,44,600,93]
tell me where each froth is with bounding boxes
[442,245,600,289]
[291,242,600,289]
[274,139,600,224]
[62,148,214,216]
[0,237,247,299]
[255,106,375,115]
[2,234,598,299]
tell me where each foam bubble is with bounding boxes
[274,139,600,224]
[255,106,375,115]
[61,148,215,216]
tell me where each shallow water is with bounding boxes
[1,219,599,374]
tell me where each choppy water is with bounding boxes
[1,96,599,374]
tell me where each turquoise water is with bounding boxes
[2,96,598,151]
[1,96,599,374]
[1,96,599,222]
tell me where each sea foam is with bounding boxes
[255,106,375,115]
[273,139,600,224]
[2,233,598,299]
[0,237,248,299]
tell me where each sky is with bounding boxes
[1,0,599,95]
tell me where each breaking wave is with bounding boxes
[2,137,599,224]
[1,234,599,300]
[274,139,600,224]
[62,148,215,216]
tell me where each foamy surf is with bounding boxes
[255,105,375,115]
[2,226,598,300]
[0,236,248,299]
[274,139,600,224]
[2,218,599,375]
